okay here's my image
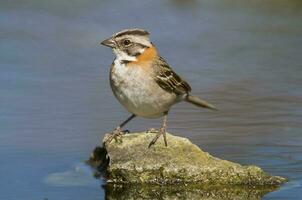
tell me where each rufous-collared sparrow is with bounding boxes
[101,28,217,148]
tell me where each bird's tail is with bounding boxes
[185,94,218,111]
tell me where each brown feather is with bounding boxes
[154,56,191,95]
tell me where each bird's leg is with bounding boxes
[105,114,136,144]
[148,112,168,148]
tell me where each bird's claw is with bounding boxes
[148,127,167,148]
[146,128,158,133]
[104,127,129,144]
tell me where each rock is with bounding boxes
[87,132,286,187]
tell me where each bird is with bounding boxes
[101,28,217,148]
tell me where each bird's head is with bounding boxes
[101,28,154,62]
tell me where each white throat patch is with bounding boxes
[113,49,137,62]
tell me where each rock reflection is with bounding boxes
[104,184,278,200]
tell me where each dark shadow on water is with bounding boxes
[103,183,280,200]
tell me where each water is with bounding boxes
[1,0,302,199]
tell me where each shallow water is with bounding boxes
[1,0,302,199]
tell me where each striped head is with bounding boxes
[101,28,154,62]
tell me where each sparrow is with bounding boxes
[101,28,217,148]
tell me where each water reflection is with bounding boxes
[104,184,278,200]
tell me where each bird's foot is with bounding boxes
[148,127,167,148]
[146,128,158,133]
[104,127,129,144]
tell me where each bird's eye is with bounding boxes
[123,39,131,46]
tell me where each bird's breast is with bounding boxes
[110,60,178,118]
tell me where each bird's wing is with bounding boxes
[154,57,191,95]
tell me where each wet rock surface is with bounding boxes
[87,132,286,187]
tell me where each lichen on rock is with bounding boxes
[87,132,286,188]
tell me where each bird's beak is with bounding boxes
[100,37,116,48]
